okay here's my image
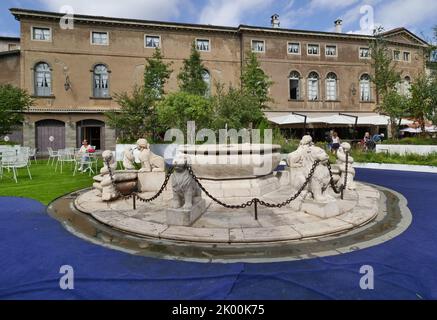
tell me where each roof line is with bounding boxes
[9,7,429,46]
[0,50,20,57]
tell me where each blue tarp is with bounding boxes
[0,169,436,300]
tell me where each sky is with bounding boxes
[1,0,436,41]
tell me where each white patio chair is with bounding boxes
[28,147,37,164]
[55,149,75,173]
[73,152,94,176]
[47,147,59,166]
[0,150,32,183]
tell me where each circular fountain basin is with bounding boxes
[178,143,282,180]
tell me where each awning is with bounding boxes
[267,112,413,126]
[401,126,437,133]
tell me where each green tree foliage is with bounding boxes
[241,51,273,108]
[211,84,266,130]
[106,48,172,142]
[144,48,173,99]
[370,27,401,106]
[157,92,212,135]
[380,89,409,137]
[407,73,437,132]
[106,86,156,142]
[177,42,208,96]
[0,84,33,136]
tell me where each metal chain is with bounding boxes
[187,160,321,209]
[326,151,349,195]
[135,168,174,203]
[105,159,134,200]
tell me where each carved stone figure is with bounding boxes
[100,150,117,175]
[137,138,165,172]
[336,142,356,190]
[171,154,202,209]
[123,146,136,170]
[288,135,332,203]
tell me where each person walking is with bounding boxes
[331,132,341,155]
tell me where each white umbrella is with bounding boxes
[308,114,357,125]
[269,114,306,125]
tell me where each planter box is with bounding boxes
[376,144,437,156]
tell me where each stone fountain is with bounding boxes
[66,135,392,261]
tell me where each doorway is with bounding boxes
[76,120,104,150]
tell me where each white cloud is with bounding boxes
[376,0,437,31]
[198,0,275,26]
[37,0,186,20]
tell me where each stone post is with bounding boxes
[65,121,76,148]
[22,121,35,148]
[104,126,116,150]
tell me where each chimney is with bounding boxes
[271,14,280,28]
[334,19,343,33]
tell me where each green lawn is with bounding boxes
[0,160,96,205]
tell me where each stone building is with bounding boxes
[0,8,429,151]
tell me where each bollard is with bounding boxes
[133,194,136,210]
[254,199,259,221]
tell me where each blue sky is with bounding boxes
[1,0,436,41]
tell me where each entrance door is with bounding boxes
[36,120,66,153]
[80,126,101,150]
[76,119,104,150]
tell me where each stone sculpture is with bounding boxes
[288,135,332,203]
[123,146,136,170]
[336,142,356,190]
[171,154,202,209]
[137,138,165,172]
[100,150,117,175]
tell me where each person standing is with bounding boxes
[78,139,94,172]
[331,132,341,155]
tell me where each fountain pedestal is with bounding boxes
[166,198,206,226]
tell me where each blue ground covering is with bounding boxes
[0,169,436,300]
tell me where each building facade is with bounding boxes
[0,8,429,151]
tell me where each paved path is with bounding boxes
[0,169,436,299]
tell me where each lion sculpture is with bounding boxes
[137,138,165,172]
[171,153,202,209]
[122,146,136,170]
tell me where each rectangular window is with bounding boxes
[289,79,299,100]
[287,42,300,55]
[360,83,371,101]
[393,50,401,61]
[307,44,320,55]
[145,35,160,48]
[196,39,210,52]
[91,32,109,45]
[325,45,337,56]
[359,47,370,59]
[403,51,411,62]
[32,27,51,41]
[251,40,265,53]
[8,44,19,50]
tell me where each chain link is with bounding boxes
[104,151,349,213]
[187,160,321,209]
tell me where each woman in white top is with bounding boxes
[331,132,341,155]
[78,140,93,171]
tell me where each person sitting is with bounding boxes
[78,140,94,172]
[363,132,375,151]
[373,133,385,143]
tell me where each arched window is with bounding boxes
[308,72,319,101]
[326,72,337,101]
[34,62,51,96]
[93,64,109,98]
[360,74,371,102]
[289,71,300,100]
[202,69,211,97]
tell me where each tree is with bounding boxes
[144,48,172,99]
[106,48,172,141]
[241,51,273,109]
[407,73,437,133]
[380,90,409,137]
[211,84,266,131]
[156,92,212,135]
[177,42,208,96]
[106,86,156,142]
[370,27,401,105]
[0,84,33,136]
